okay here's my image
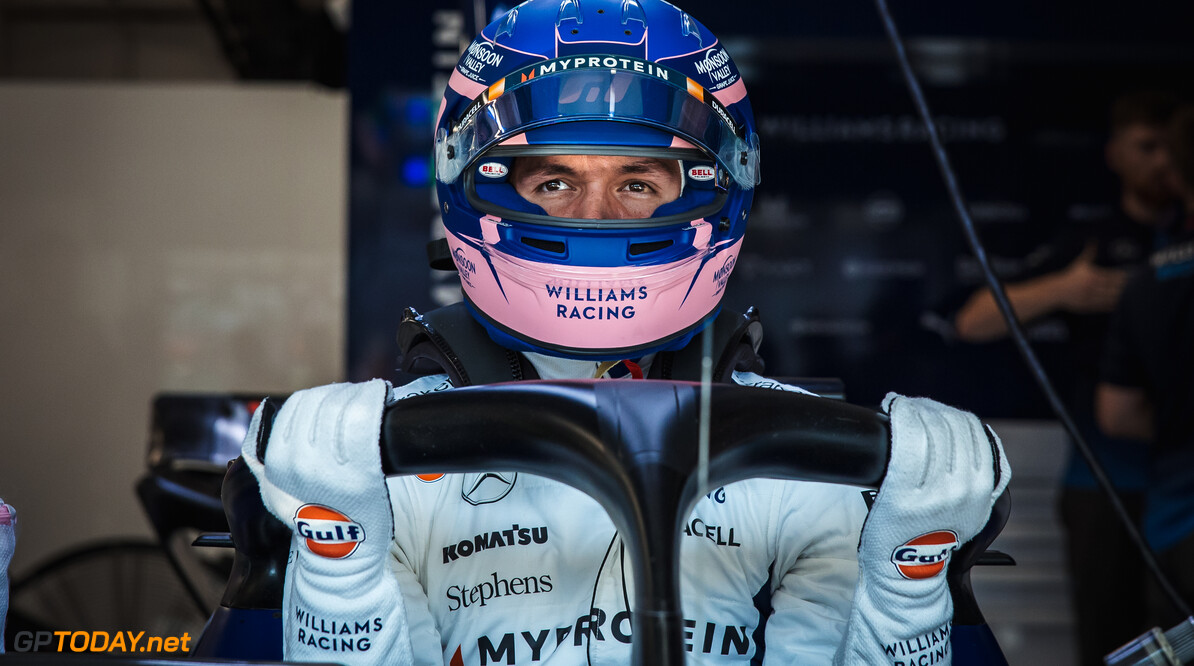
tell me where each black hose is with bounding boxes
[872,0,1193,620]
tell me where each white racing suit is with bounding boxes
[266,352,1003,665]
[329,355,870,665]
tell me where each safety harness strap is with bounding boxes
[397,303,539,386]
[397,302,763,386]
[648,307,764,381]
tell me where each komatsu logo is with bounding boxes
[442,524,549,564]
[891,530,959,579]
[294,504,365,559]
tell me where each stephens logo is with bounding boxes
[891,530,959,579]
[294,504,365,559]
[688,165,716,181]
[446,571,554,611]
[477,162,508,179]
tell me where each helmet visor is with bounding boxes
[435,55,760,190]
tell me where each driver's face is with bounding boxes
[509,154,682,219]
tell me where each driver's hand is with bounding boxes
[241,380,415,665]
[836,393,1010,665]
[242,379,396,573]
[867,393,1010,564]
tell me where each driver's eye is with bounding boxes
[542,179,569,192]
[625,182,649,193]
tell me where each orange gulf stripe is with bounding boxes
[297,504,346,521]
[911,531,957,546]
[686,77,704,99]
[904,562,946,579]
[310,541,356,558]
[488,78,506,100]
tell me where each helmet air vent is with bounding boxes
[628,240,674,256]
[679,12,702,45]
[621,0,646,27]
[556,0,583,27]
[496,8,519,39]
[521,236,567,254]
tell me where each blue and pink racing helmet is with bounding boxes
[434,0,761,360]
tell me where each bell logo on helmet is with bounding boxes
[890,530,959,579]
[477,162,508,179]
[294,504,365,559]
[688,165,715,181]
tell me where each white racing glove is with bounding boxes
[835,393,1011,666]
[241,380,413,665]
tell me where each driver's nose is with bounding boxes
[575,191,628,220]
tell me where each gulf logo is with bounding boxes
[294,504,365,559]
[417,473,445,483]
[890,530,959,579]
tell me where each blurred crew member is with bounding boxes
[1098,104,1194,631]
[955,90,1181,664]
